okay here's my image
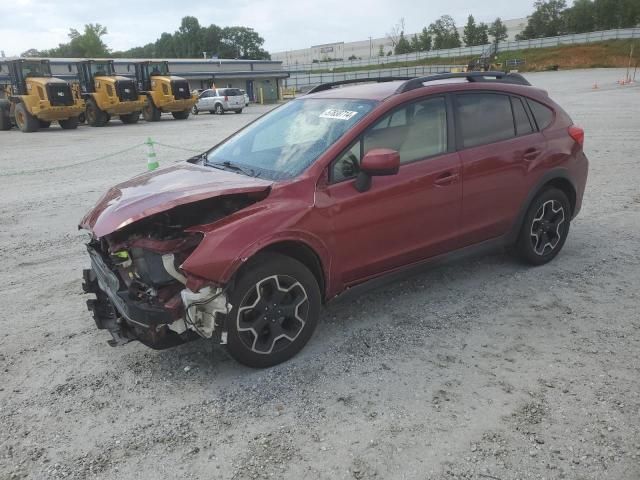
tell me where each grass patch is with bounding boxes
[300,40,639,74]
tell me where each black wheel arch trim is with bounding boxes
[506,168,577,244]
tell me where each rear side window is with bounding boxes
[225,88,242,96]
[527,99,554,130]
[512,97,534,136]
[456,94,515,148]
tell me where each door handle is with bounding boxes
[434,172,459,186]
[523,148,541,161]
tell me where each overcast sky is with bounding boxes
[0,0,534,57]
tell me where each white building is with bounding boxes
[273,17,527,65]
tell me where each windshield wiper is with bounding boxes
[207,160,256,177]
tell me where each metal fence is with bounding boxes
[285,65,465,91]
[285,28,640,72]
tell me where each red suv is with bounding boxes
[81,72,588,367]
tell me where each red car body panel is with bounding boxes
[81,79,588,303]
[79,162,272,238]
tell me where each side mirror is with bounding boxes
[355,148,400,192]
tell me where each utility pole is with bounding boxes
[202,51,207,59]
[369,37,372,59]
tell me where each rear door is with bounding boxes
[319,95,463,285]
[454,92,547,244]
[225,88,244,109]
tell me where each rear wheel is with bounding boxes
[226,253,321,368]
[59,117,79,130]
[234,109,243,114]
[86,99,109,127]
[192,105,199,115]
[120,112,140,124]
[143,98,161,122]
[15,103,39,132]
[515,188,571,265]
[0,101,12,131]
[172,109,190,120]
[214,103,224,115]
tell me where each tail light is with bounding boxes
[568,125,584,147]
[224,95,228,101]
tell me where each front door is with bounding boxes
[317,96,463,286]
[246,80,254,102]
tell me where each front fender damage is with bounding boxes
[80,193,267,349]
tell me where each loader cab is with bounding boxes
[4,59,52,96]
[134,61,170,92]
[76,60,116,94]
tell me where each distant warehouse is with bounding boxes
[0,57,289,103]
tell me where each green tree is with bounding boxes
[463,15,478,46]
[563,0,596,33]
[418,27,432,51]
[36,23,110,57]
[517,0,567,39]
[488,17,509,44]
[410,34,421,52]
[429,15,462,50]
[219,26,270,59]
[378,44,385,56]
[394,31,412,54]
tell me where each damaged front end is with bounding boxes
[81,194,259,349]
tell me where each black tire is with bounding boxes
[86,99,109,127]
[39,120,51,128]
[59,117,79,130]
[78,112,86,124]
[143,98,161,122]
[214,103,224,115]
[234,109,243,114]
[226,253,321,368]
[14,103,40,133]
[0,102,12,131]
[192,105,199,115]
[120,112,140,124]
[172,109,190,120]
[515,188,571,266]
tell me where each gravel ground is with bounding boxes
[0,69,639,480]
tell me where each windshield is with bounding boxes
[148,62,169,76]
[90,62,114,77]
[205,98,376,180]
[22,62,51,78]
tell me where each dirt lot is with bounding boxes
[0,69,639,480]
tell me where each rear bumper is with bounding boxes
[159,97,197,112]
[83,246,193,349]
[34,104,85,121]
[103,99,146,115]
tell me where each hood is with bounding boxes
[80,162,272,238]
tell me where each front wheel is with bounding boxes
[120,112,140,124]
[515,188,571,265]
[86,99,109,127]
[214,103,224,115]
[15,103,40,132]
[226,253,321,368]
[143,99,161,122]
[172,109,190,120]
[59,117,79,130]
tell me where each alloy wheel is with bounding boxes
[530,199,565,256]
[236,275,309,355]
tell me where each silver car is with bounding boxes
[192,88,244,115]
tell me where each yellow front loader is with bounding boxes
[0,59,84,133]
[133,61,196,121]
[76,60,146,127]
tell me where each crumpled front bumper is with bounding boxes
[82,246,195,349]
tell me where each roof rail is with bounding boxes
[306,76,413,94]
[395,71,531,94]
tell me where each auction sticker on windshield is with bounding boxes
[320,109,359,120]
